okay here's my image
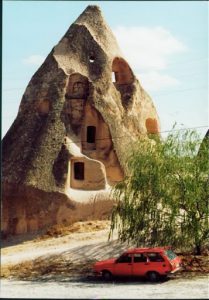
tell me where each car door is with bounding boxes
[113,253,133,276]
[145,252,166,274]
[132,253,149,276]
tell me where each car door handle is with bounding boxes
[128,263,132,265]
[144,262,150,265]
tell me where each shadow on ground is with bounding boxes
[1,230,46,248]
[2,239,131,280]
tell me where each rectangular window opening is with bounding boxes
[87,126,96,144]
[74,162,84,180]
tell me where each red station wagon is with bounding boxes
[93,247,182,282]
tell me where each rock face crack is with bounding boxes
[2,5,160,235]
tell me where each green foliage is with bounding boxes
[110,129,209,254]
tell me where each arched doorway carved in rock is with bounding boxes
[112,57,134,85]
[65,73,89,99]
[64,73,89,131]
[112,57,135,108]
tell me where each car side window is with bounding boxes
[147,252,164,262]
[133,253,147,263]
[117,254,132,263]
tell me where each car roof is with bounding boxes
[124,247,169,254]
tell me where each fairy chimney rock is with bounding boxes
[2,5,160,235]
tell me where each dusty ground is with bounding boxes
[1,220,208,280]
[1,221,129,280]
[0,221,209,299]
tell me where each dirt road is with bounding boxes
[1,275,208,299]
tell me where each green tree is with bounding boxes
[110,129,209,255]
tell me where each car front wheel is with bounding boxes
[102,270,112,281]
[147,271,160,282]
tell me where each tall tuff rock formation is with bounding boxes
[2,5,160,235]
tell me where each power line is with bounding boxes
[2,124,208,144]
[3,56,208,81]
[3,70,207,89]
[2,56,208,86]
[166,57,208,68]
[3,70,208,92]
[160,70,207,80]
[159,126,208,134]
[151,85,208,97]
[2,56,208,94]
[57,126,209,145]
[2,85,208,99]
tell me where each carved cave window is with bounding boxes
[65,74,89,100]
[74,162,84,180]
[37,99,50,115]
[89,55,95,63]
[145,118,159,134]
[112,57,134,84]
[87,126,96,144]
[73,82,86,94]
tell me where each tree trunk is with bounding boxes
[195,244,201,255]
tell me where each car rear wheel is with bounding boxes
[102,270,112,281]
[147,271,160,282]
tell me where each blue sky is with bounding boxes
[2,1,208,138]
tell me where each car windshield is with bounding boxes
[164,249,177,260]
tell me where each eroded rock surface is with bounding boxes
[2,5,160,235]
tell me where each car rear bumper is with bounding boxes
[170,266,182,274]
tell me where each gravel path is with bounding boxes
[1,276,208,299]
[1,230,110,266]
